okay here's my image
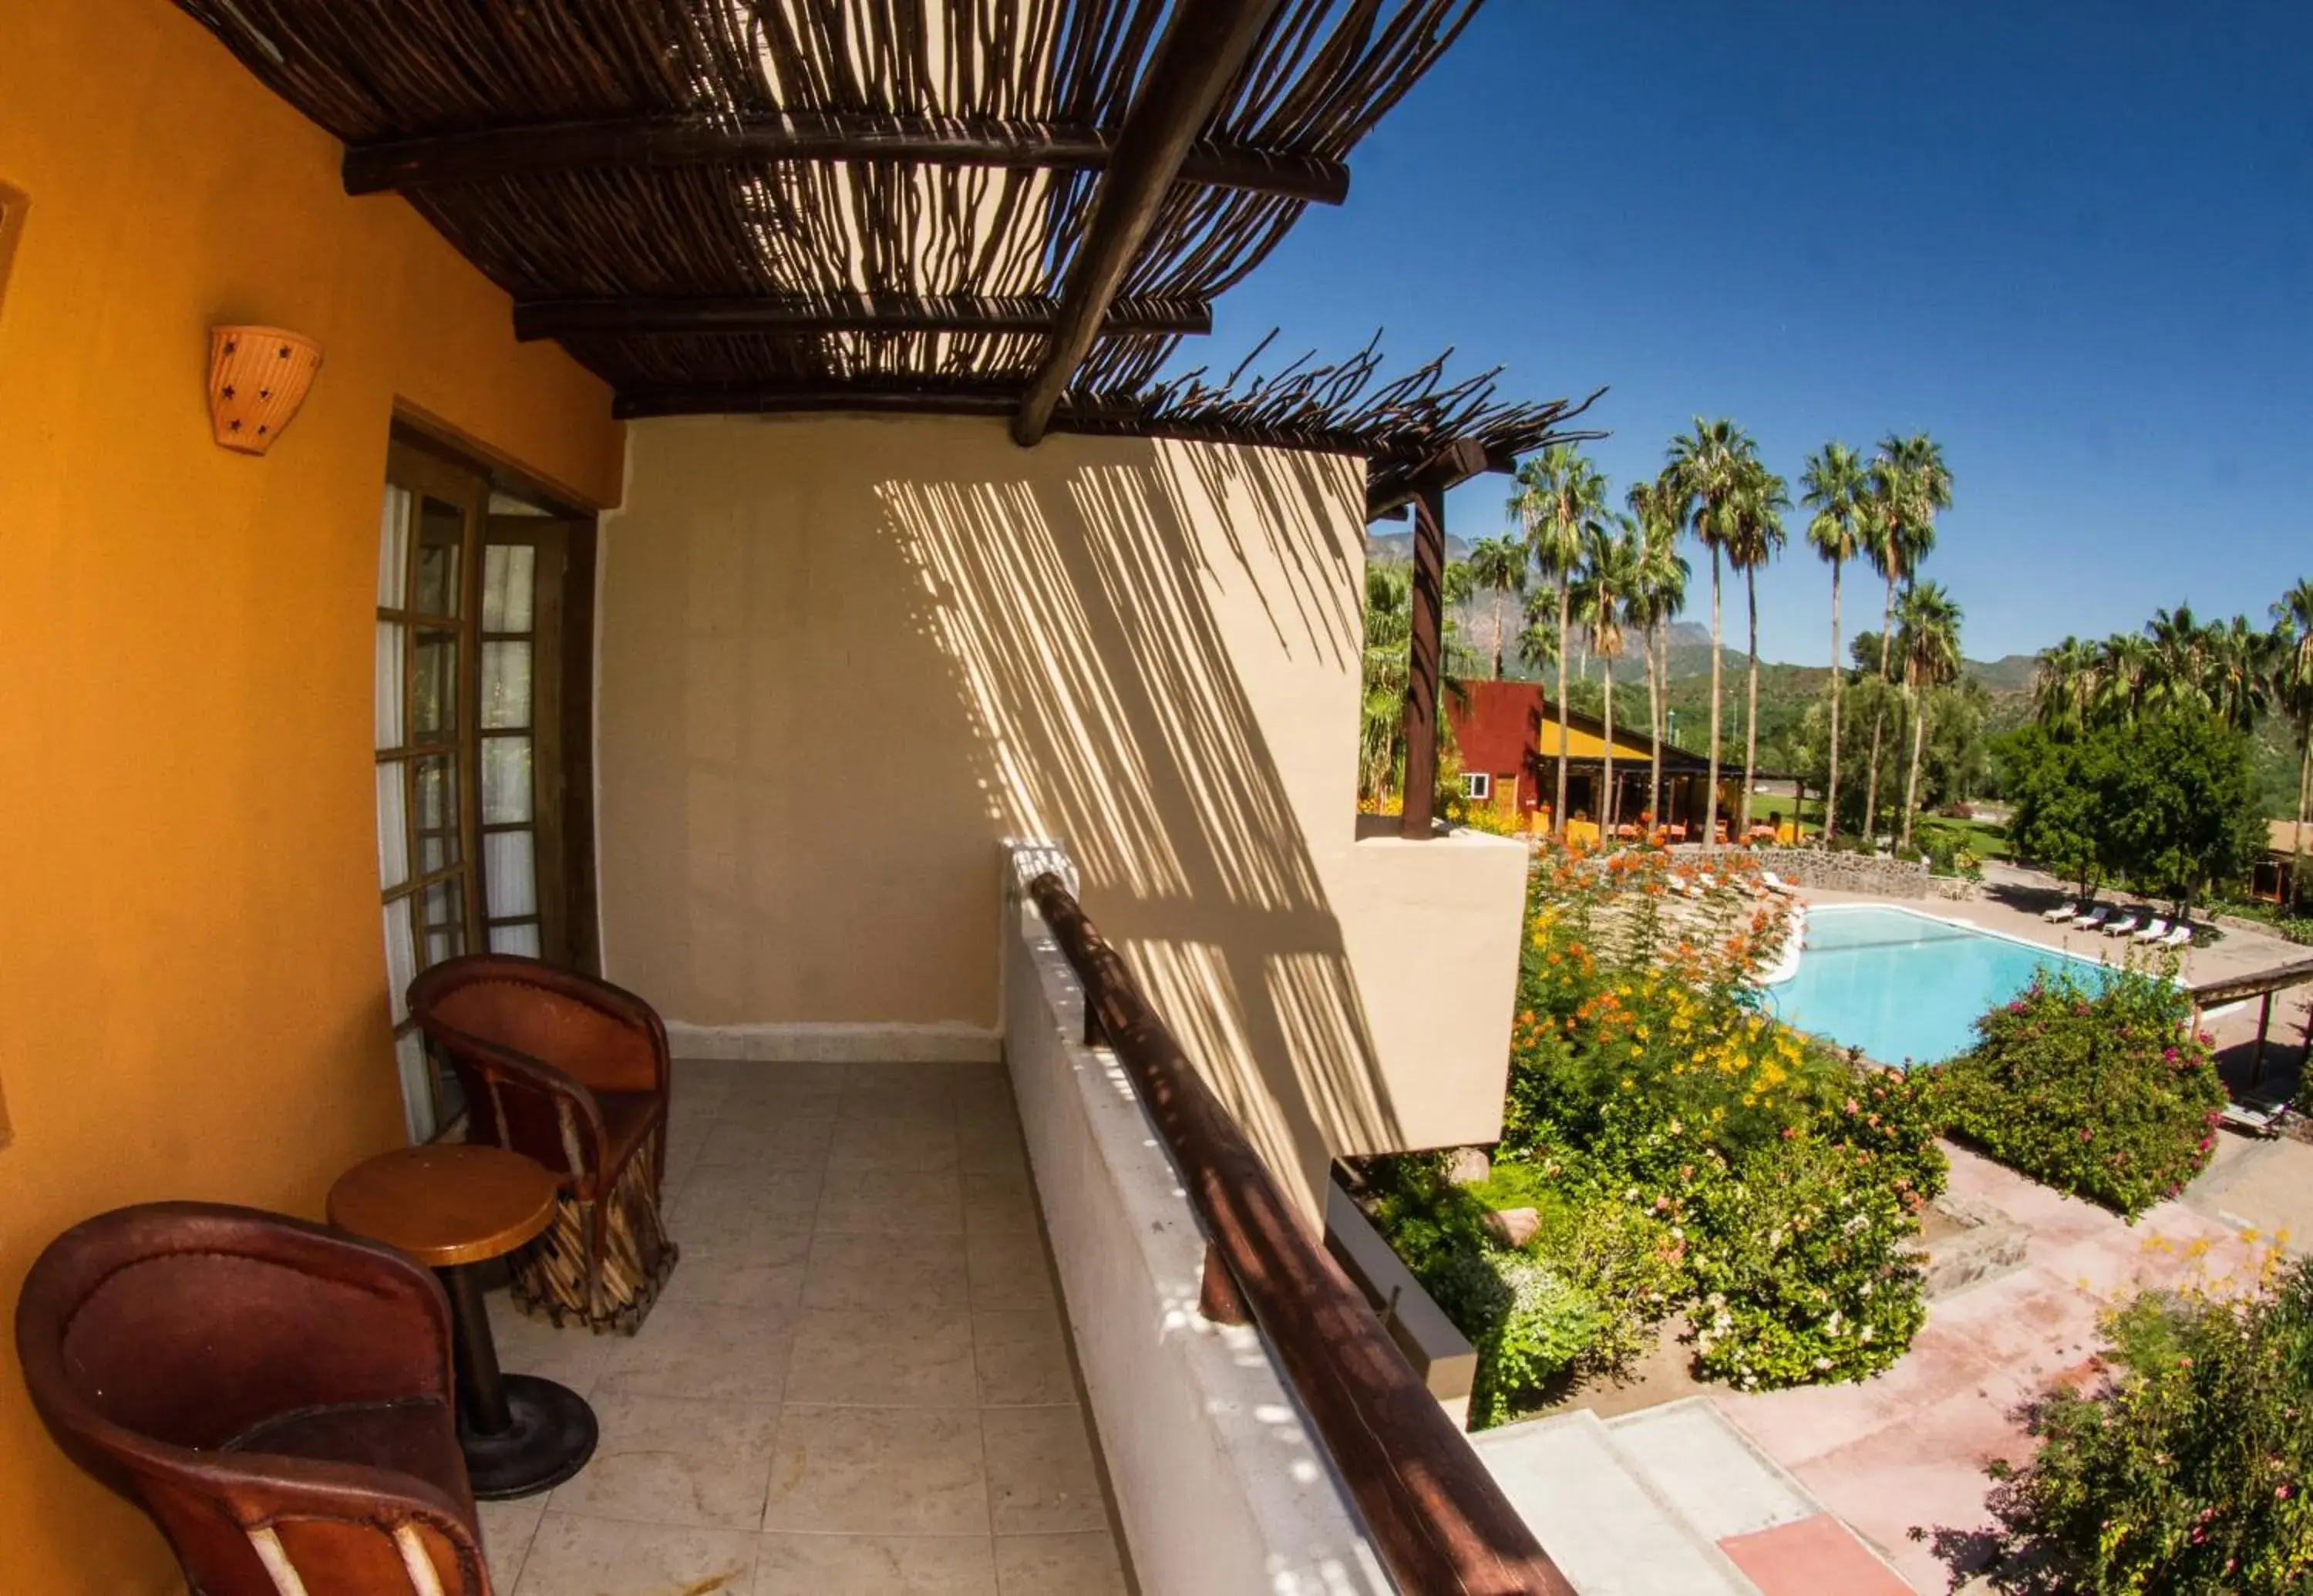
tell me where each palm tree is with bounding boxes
[1627,474,1692,827]
[1466,535,1527,680]
[1359,564,1413,802]
[1722,457,1789,834]
[1802,441,1868,842]
[1665,418,1752,848]
[2144,604,2213,718]
[2273,580,2313,908]
[1857,433,1951,840]
[1517,588,1561,679]
[1510,446,1609,835]
[2032,636,2098,732]
[2206,613,2274,733]
[1897,581,1964,846]
[2092,631,2154,724]
[1571,518,1643,835]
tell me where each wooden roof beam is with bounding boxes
[1012,0,1289,448]
[517,292,1210,343]
[1365,436,1508,521]
[613,385,1021,422]
[342,112,1347,206]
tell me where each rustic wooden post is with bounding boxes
[1402,486,1447,839]
[2254,990,2274,1086]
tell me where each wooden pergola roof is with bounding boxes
[176,0,1597,491]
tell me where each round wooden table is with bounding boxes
[328,1145,598,1500]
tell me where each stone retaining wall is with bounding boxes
[1746,847,1933,899]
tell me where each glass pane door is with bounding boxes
[375,443,487,1142]
[477,522,567,964]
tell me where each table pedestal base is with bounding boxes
[442,1260,599,1500]
[460,1373,598,1500]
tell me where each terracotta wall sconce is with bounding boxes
[208,325,322,454]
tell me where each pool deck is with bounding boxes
[1794,872,2305,994]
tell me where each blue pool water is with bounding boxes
[1765,905,2109,1066]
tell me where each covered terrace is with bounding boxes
[3,2,1597,1594]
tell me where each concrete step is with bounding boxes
[1603,1399,1813,1544]
[1466,1410,1759,1596]
[1604,1400,1914,1595]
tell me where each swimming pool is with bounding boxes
[1764,904,2111,1066]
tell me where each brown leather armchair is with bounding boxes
[409,955,678,1333]
[16,1201,488,1595]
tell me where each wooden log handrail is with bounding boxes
[1024,873,1573,1596]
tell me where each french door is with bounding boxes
[375,438,590,1140]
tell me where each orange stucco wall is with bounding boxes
[0,3,624,1589]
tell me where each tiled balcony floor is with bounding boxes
[475,1059,1132,1595]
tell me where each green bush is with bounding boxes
[1359,1153,1621,1426]
[1974,1256,2313,1593]
[1927,965,2224,1218]
[1469,1153,1685,1371]
[1482,1255,1603,1422]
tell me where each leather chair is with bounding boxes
[408,955,678,1334]
[16,1201,487,1595]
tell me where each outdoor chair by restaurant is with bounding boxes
[16,1201,490,1595]
[409,955,678,1334]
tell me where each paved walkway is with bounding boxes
[475,1058,1131,1596]
[1717,1144,2269,1593]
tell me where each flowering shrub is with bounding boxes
[1368,838,1947,1422]
[1972,1251,2310,1593]
[1926,965,2224,1219]
[1686,1136,1929,1388]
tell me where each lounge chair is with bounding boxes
[2132,917,2170,943]
[1760,870,1799,897]
[2160,923,2193,948]
[2042,901,2084,923]
[2102,913,2141,938]
[2070,906,2110,930]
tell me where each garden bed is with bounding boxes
[1359,840,1948,1428]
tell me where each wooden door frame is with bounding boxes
[388,419,603,977]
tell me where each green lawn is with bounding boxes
[1916,814,2012,862]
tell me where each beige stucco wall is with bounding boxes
[596,414,1527,1207]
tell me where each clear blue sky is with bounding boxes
[1195,1,2313,665]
